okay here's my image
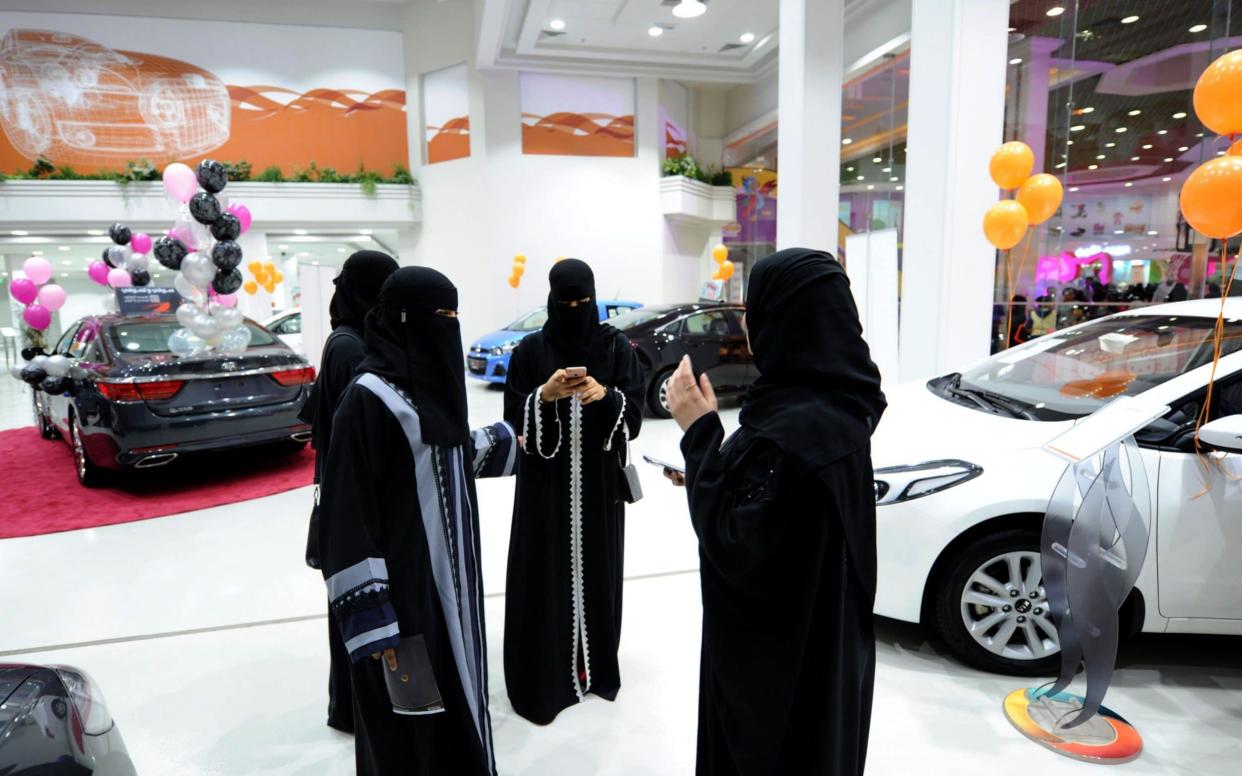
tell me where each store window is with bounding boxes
[996,0,1241,352]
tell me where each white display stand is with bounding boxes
[299,264,338,370]
[843,228,899,384]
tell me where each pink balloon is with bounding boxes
[130,232,152,254]
[23,303,51,331]
[215,293,238,308]
[107,268,133,288]
[226,203,252,234]
[9,277,37,304]
[36,283,66,312]
[88,260,111,286]
[162,162,199,204]
[22,257,53,285]
[169,223,197,250]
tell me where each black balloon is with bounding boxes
[189,192,222,225]
[196,159,228,193]
[20,366,47,385]
[212,268,243,295]
[153,236,188,270]
[41,376,69,394]
[211,240,243,271]
[20,347,45,361]
[102,246,116,267]
[109,222,132,245]
[131,269,152,287]
[210,213,241,241]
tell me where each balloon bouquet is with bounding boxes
[507,254,526,289]
[155,160,254,358]
[87,224,156,294]
[710,244,735,282]
[9,256,66,333]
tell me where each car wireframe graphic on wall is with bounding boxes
[0,29,230,165]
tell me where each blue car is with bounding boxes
[467,300,643,384]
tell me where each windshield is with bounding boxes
[505,307,549,332]
[955,314,1242,420]
[608,307,674,330]
[108,321,277,354]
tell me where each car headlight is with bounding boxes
[873,460,982,505]
[489,341,518,356]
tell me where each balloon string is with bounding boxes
[1003,231,1035,349]
[1192,245,1241,495]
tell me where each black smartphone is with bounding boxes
[642,454,685,475]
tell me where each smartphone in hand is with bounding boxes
[642,454,685,475]
[565,366,587,379]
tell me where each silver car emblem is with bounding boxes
[221,361,238,371]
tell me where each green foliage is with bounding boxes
[706,167,734,187]
[256,165,286,182]
[118,158,160,184]
[222,160,252,181]
[391,163,414,185]
[28,156,55,178]
[355,168,382,196]
[662,154,734,187]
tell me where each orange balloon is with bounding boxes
[247,261,262,275]
[711,270,723,281]
[1194,50,1242,137]
[1180,156,1242,238]
[243,280,258,295]
[711,244,729,265]
[273,273,284,284]
[514,253,527,265]
[720,260,735,280]
[507,275,520,289]
[1229,138,1242,156]
[982,200,1029,250]
[264,282,276,294]
[989,141,1035,190]
[253,271,268,285]
[1016,173,1064,225]
[512,263,525,278]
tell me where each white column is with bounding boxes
[1009,36,1062,174]
[899,0,1009,381]
[777,0,844,251]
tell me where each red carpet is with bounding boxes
[0,426,314,540]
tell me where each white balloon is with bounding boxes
[176,302,201,328]
[189,221,214,253]
[124,252,149,273]
[102,294,118,313]
[167,328,207,358]
[106,245,131,267]
[213,306,243,331]
[45,354,71,377]
[189,312,221,341]
[9,365,23,380]
[31,355,49,369]
[181,252,216,288]
[218,325,252,356]
[174,272,206,303]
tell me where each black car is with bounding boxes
[32,314,314,486]
[0,663,136,775]
[610,303,755,418]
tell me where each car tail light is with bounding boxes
[271,366,316,386]
[98,380,185,401]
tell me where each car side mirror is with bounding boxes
[1198,414,1242,454]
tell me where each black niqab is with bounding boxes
[740,248,886,473]
[358,267,468,447]
[329,250,399,330]
[543,259,600,362]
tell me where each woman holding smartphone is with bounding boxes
[502,259,645,725]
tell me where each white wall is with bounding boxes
[724,71,779,138]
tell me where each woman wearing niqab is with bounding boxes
[300,249,397,732]
[502,259,645,724]
[668,247,887,775]
[318,267,518,776]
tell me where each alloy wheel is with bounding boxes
[658,374,672,413]
[71,419,87,481]
[959,550,1060,662]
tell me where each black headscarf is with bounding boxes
[330,250,399,331]
[543,259,600,362]
[739,248,886,475]
[358,267,468,447]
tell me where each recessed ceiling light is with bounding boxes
[1010,58,1023,65]
[1055,162,1067,169]
[1218,150,1227,156]
[1124,182,1134,187]
[337,247,346,253]
[1178,146,1189,152]
[648,26,664,37]
[1173,111,1187,119]
[1162,176,1172,182]
[1148,230,1158,236]
[1121,15,1140,24]
[890,176,899,182]
[1189,24,1208,33]
[1115,127,1128,133]
[1070,124,1085,132]
[1128,109,1141,116]
[1046,6,1065,17]
[856,176,865,181]
[881,167,891,173]
[1069,187,1080,192]
[842,137,853,145]
[896,185,904,191]
[1114,230,1125,234]
[1142,144,1153,149]
[293,228,308,235]
[1197,132,1205,137]
[1008,27,1016,32]
[1079,107,1095,114]
[1164,157,1174,162]
[671,1,707,19]
[87,229,104,236]
[1157,129,1168,135]
[1067,140,1075,146]
[872,156,882,163]
[1106,142,1116,148]
[1088,164,1098,170]
[10,230,27,236]
[1131,156,1140,161]
[847,166,855,172]
[740,32,755,44]
[359,229,373,235]
[1096,154,1106,160]
[548,18,565,31]
[866,185,875,190]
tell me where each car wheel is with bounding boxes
[647,368,674,419]
[929,529,1060,676]
[69,414,107,488]
[33,392,58,440]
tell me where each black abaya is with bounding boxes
[501,328,644,724]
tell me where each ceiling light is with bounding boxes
[872,156,882,163]
[881,167,891,173]
[548,18,565,31]
[312,260,321,266]
[1142,144,1152,149]
[1055,162,1067,169]
[1067,140,1075,146]
[10,230,27,236]
[856,176,865,181]
[1189,24,1208,33]
[890,176,899,182]
[1178,146,1189,152]
[87,229,104,236]
[59,272,68,277]
[1096,154,1106,160]
[1131,156,1140,161]
[1008,26,1016,32]
[337,247,346,253]
[896,185,904,191]
[359,229,373,235]
[1121,15,1140,24]
[1124,182,1134,187]
[1127,109,1141,116]
[1070,124,1085,132]
[847,166,855,171]
[1088,164,1098,170]
[1219,150,1227,156]
[842,138,853,145]
[293,228,308,235]
[1197,132,1205,137]
[648,26,664,37]
[671,1,707,19]
[1148,230,1158,236]
[1115,127,1128,133]
[1162,176,1172,182]
[1164,157,1174,162]
[1157,129,1168,135]
[1010,58,1023,65]
[1046,6,1065,17]
[1069,187,1080,192]
[866,185,875,190]
[1173,111,1187,119]
[1114,230,1125,234]
[740,32,755,44]
[1080,107,1095,114]
[1106,142,1116,148]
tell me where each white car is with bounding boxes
[872,299,1242,675]
[263,308,302,354]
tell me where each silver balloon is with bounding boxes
[124,252,150,273]
[217,325,252,356]
[31,355,49,369]
[181,252,216,288]
[44,354,71,377]
[176,302,202,328]
[212,306,244,331]
[8,364,23,380]
[106,245,131,267]
[167,327,207,358]
[174,271,206,303]
[189,221,214,253]
[189,312,221,341]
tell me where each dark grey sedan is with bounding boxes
[32,314,314,486]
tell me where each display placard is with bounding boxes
[115,287,181,317]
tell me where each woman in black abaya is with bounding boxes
[502,259,645,724]
[300,249,398,733]
[667,247,886,776]
[318,267,518,776]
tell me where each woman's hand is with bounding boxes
[371,647,398,672]
[577,376,608,404]
[667,355,717,432]
[540,369,586,402]
[663,468,686,487]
